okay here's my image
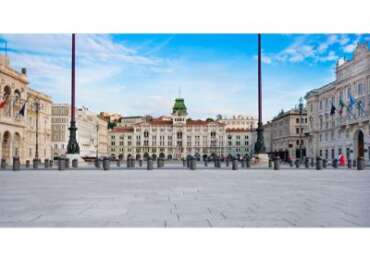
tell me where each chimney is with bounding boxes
[21,68,27,75]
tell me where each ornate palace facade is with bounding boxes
[0,55,52,164]
[305,43,370,162]
[109,98,255,160]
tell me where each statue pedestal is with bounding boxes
[66,153,87,167]
[253,153,269,168]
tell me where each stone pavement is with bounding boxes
[0,168,369,227]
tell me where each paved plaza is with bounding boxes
[0,165,369,227]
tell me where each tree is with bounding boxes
[107,120,117,130]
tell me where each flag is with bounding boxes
[0,95,9,109]
[357,99,366,115]
[18,102,26,116]
[330,103,336,115]
[338,97,346,115]
[348,94,356,111]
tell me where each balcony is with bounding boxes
[337,112,369,127]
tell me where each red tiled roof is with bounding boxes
[111,127,134,133]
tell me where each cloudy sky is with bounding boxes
[0,34,369,122]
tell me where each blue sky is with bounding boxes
[0,33,369,122]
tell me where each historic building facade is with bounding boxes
[51,104,108,158]
[305,43,370,162]
[217,115,257,130]
[269,108,308,161]
[109,98,255,160]
[0,54,52,164]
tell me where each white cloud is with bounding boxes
[261,55,272,64]
[318,34,338,53]
[343,42,358,53]
[266,34,364,64]
[316,50,338,62]
[342,35,362,53]
[338,35,350,46]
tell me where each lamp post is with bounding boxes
[254,33,265,154]
[34,99,40,160]
[66,33,80,154]
[96,123,99,159]
[298,97,304,162]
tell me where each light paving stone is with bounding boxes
[0,168,369,227]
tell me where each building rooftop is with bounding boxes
[172,98,187,115]
[111,127,134,133]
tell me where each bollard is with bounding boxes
[204,159,208,167]
[147,158,153,170]
[273,157,280,170]
[268,159,272,168]
[353,160,357,168]
[103,157,110,171]
[1,158,6,169]
[295,159,300,168]
[304,158,310,168]
[58,158,65,171]
[65,158,70,169]
[49,160,53,168]
[288,160,293,167]
[126,159,131,168]
[347,159,352,169]
[44,159,49,169]
[232,159,238,170]
[33,158,39,169]
[241,160,245,168]
[357,158,365,170]
[95,158,101,168]
[25,160,30,168]
[12,157,20,171]
[72,159,78,168]
[186,158,191,168]
[332,159,338,169]
[316,157,322,170]
[216,158,221,168]
[157,158,161,168]
[322,159,327,169]
[190,158,196,170]
[139,159,143,167]
[246,158,251,168]
[116,160,121,167]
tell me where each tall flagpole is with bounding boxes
[66,33,80,154]
[254,33,265,154]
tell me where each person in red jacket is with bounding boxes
[338,152,346,167]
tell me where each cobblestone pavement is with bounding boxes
[0,167,369,227]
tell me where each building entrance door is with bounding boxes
[357,130,364,158]
[354,130,365,159]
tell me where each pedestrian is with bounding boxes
[338,152,346,167]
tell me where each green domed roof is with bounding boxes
[172,98,187,115]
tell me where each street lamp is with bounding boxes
[298,97,304,162]
[254,33,266,155]
[96,123,99,159]
[66,33,80,155]
[34,98,40,160]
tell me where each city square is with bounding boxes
[0,33,369,229]
[0,165,369,227]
